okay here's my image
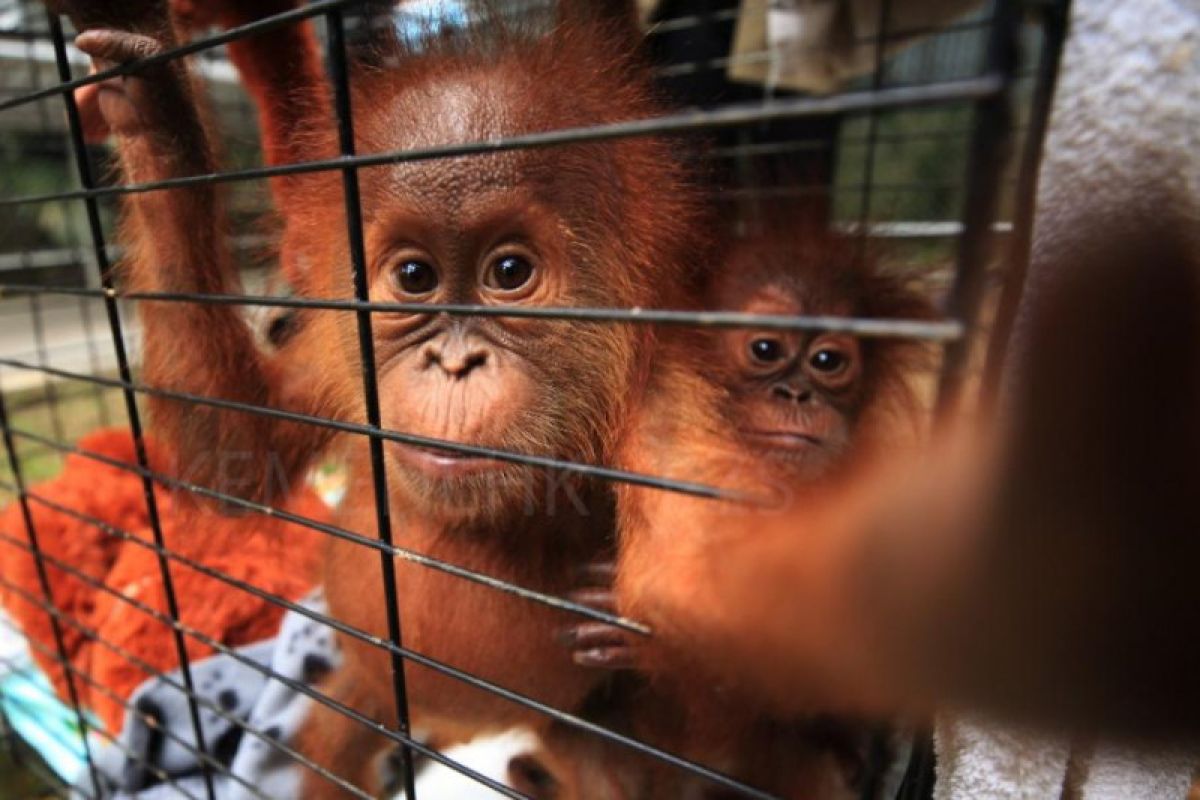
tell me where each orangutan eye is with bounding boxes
[394,260,438,295]
[749,337,786,364]
[486,255,535,291]
[809,348,848,373]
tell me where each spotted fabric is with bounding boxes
[72,592,340,800]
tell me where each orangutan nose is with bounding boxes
[425,334,489,379]
[771,381,813,404]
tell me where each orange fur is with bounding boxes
[614,218,1200,737]
[172,0,333,285]
[57,3,707,794]
[597,225,935,796]
[0,428,327,733]
[0,429,171,703]
[616,224,936,683]
[525,683,864,800]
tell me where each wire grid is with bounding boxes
[0,0,1071,797]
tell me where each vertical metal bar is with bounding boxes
[45,12,217,800]
[0,696,24,768]
[53,76,107,424]
[0,387,101,794]
[980,0,1073,399]
[934,0,1022,412]
[855,0,894,247]
[853,18,895,787]
[65,214,113,426]
[76,289,112,427]
[896,729,937,800]
[325,9,419,798]
[27,293,65,443]
[22,25,52,133]
[856,726,890,800]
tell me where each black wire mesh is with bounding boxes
[0,1,1070,798]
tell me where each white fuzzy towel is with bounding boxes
[1073,743,1196,800]
[935,718,1197,800]
[934,718,1068,800]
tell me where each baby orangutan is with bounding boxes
[610,220,1200,736]
[545,223,935,798]
[566,223,935,676]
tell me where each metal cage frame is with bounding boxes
[0,0,1073,797]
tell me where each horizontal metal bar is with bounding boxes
[0,684,93,799]
[1,507,651,795]
[0,571,528,800]
[8,489,624,673]
[0,0,366,115]
[0,356,745,499]
[0,3,981,49]
[0,236,264,275]
[0,284,963,340]
[649,8,990,47]
[0,636,277,800]
[0,76,1002,209]
[0,29,56,42]
[721,181,989,202]
[711,126,996,159]
[0,592,371,800]
[0,655,201,800]
[652,12,995,85]
[838,220,1014,238]
[0,3,987,113]
[18,483,647,670]
[0,505,396,665]
[645,8,741,35]
[4,425,651,635]
[0,566,777,799]
[0,720,79,799]
[2,380,112,414]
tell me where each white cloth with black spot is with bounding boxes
[71,592,340,800]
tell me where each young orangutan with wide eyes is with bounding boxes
[565,225,935,672]
[47,0,703,796]
[533,226,933,800]
[707,277,870,484]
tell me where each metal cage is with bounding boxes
[0,0,1071,797]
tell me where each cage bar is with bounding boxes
[46,12,217,799]
[0,389,101,793]
[0,1,1075,797]
[324,7,419,796]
